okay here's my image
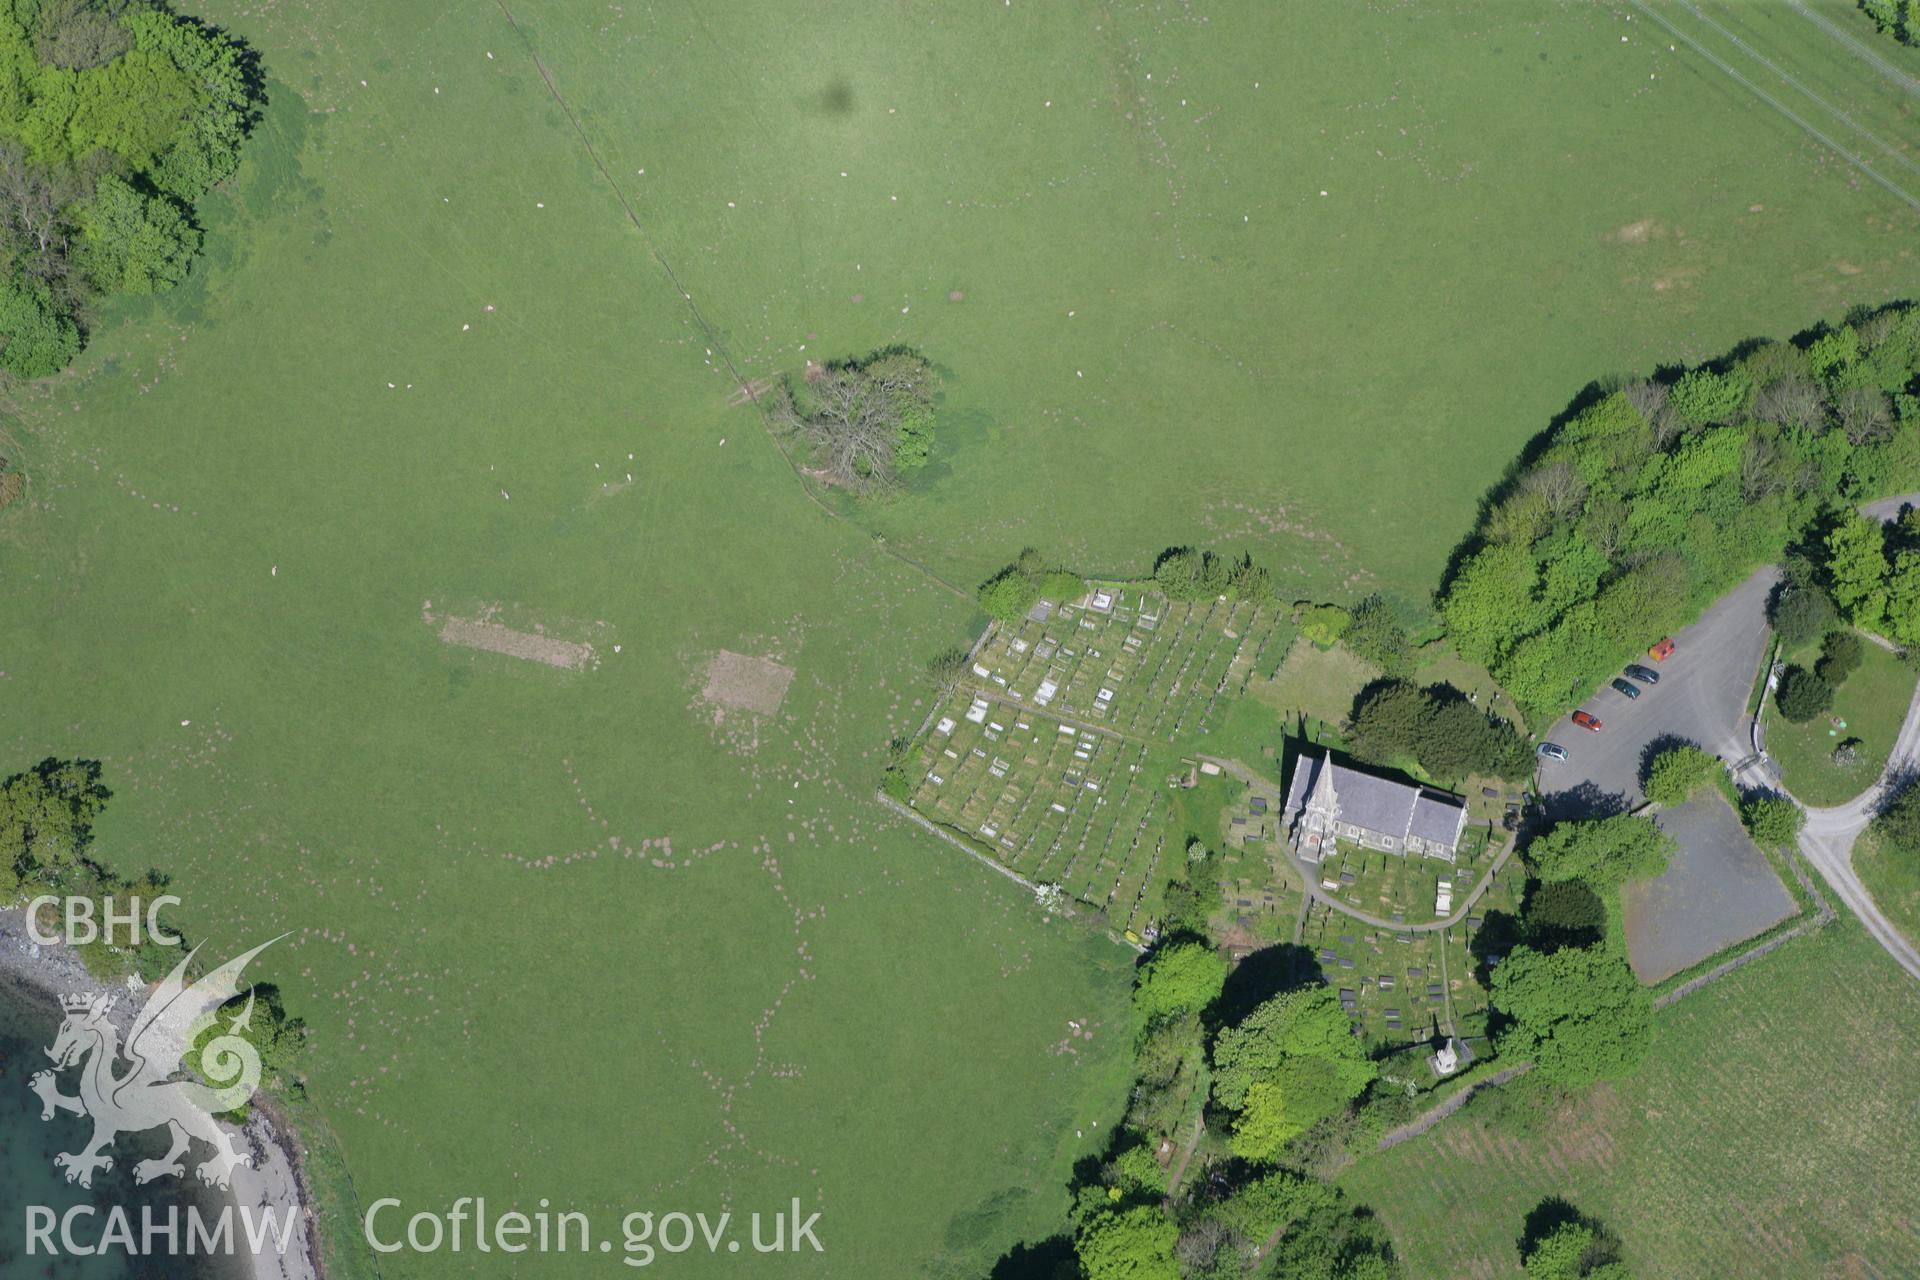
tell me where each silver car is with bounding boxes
[1536,742,1568,762]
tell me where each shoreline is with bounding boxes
[0,906,325,1280]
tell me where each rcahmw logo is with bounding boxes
[28,936,282,1191]
[26,894,182,947]
[26,1203,299,1259]
[364,1197,825,1267]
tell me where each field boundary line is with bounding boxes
[874,790,1145,953]
[1374,1063,1534,1152]
[1783,0,1920,96]
[1672,0,1920,180]
[1628,0,1920,213]
[489,1,973,604]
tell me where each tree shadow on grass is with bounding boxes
[987,1234,1075,1280]
[1214,942,1319,1028]
[1518,1196,1586,1256]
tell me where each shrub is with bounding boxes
[1132,941,1226,1023]
[1768,569,1837,650]
[1815,629,1864,687]
[1643,743,1720,807]
[1344,594,1412,674]
[977,568,1040,623]
[1038,569,1086,602]
[1525,814,1673,890]
[1668,366,1752,424]
[1298,603,1351,648]
[1741,795,1805,849]
[1776,666,1834,723]
[0,279,81,379]
[1154,547,1227,601]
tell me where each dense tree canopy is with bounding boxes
[1342,594,1411,674]
[1440,306,1920,719]
[1075,1204,1180,1280]
[1768,557,1837,650]
[1859,0,1917,45]
[974,547,1087,622]
[1174,1168,1401,1280]
[1213,985,1376,1159]
[1491,944,1652,1086]
[1521,878,1606,953]
[1133,940,1226,1024]
[1154,546,1275,603]
[1347,679,1534,784]
[770,348,939,494]
[1520,1203,1630,1280]
[1524,815,1673,890]
[1641,743,1720,808]
[1776,665,1835,724]
[0,755,110,891]
[1740,794,1805,849]
[1871,783,1920,862]
[0,0,255,377]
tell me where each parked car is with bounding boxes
[1572,710,1603,731]
[1649,636,1677,662]
[1610,678,1641,699]
[1624,663,1661,685]
[1537,742,1569,762]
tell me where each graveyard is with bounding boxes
[896,581,1528,1028]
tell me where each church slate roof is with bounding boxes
[1283,752,1465,849]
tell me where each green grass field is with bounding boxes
[2,0,1919,1274]
[1768,638,1916,805]
[1341,920,1920,1278]
[1856,826,1920,948]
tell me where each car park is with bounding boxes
[1572,710,1603,731]
[1624,663,1661,685]
[1610,678,1641,699]
[1537,742,1568,762]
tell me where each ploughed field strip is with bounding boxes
[903,586,1281,925]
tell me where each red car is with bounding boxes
[1649,637,1677,662]
[1572,710,1603,732]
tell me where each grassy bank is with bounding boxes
[1768,640,1916,806]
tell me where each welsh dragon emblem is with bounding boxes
[29,937,283,1190]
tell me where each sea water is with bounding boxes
[0,977,246,1279]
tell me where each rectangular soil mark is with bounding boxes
[439,617,594,670]
[703,650,794,715]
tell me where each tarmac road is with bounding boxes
[1537,567,1778,818]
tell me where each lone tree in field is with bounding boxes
[1519,1199,1629,1279]
[768,347,937,495]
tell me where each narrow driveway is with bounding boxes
[1778,492,1920,983]
[1538,567,1777,817]
[1792,674,1920,982]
